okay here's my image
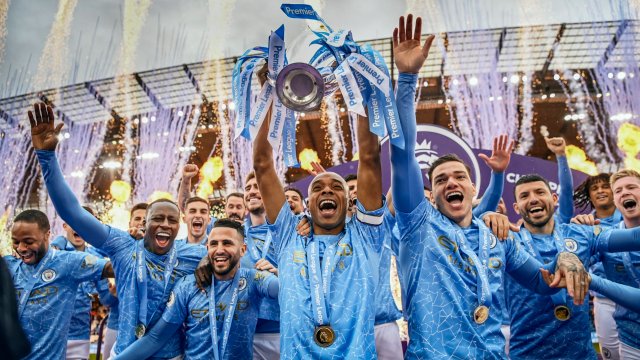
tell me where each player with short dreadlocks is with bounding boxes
[573,173,623,360]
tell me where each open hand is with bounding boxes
[28,102,63,151]
[296,216,312,237]
[478,134,515,173]
[308,161,325,177]
[392,14,435,74]
[482,212,519,240]
[570,214,600,226]
[255,258,278,276]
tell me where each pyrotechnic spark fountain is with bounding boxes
[47,120,108,233]
[32,0,78,96]
[0,0,9,67]
[324,96,347,165]
[132,106,198,203]
[117,0,153,184]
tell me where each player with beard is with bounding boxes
[103,202,148,360]
[505,173,640,360]
[573,173,623,360]
[28,102,207,359]
[597,170,640,358]
[114,219,279,360]
[49,206,116,360]
[225,192,247,223]
[391,14,592,359]
[252,70,390,356]
[5,209,112,360]
[176,197,211,247]
[240,171,280,359]
[284,187,305,215]
[127,202,148,240]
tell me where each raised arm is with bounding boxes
[114,318,180,360]
[29,103,109,248]
[355,113,382,210]
[391,15,435,213]
[473,135,513,216]
[545,136,574,223]
[177,164,199,213]
[253,105,286,223]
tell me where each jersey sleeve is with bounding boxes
[391,72,426,214]
[161,277,191,325]
[65,251,108,284]
[473,171,504,216]
[597,226,640,253]
[590,274,640,313]
[114,318,180,360]
[352,198,386,252]
[383,209,399,256]
[556,155,574,224]
[251,270,279,300]
[36,150,110,249]
[394,197,437,245]
[267,202,299,257]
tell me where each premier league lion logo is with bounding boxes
[415,140,440,172]
[381,124,482,189]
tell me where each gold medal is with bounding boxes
[554,305,571,321]
[135,323,146,338]
[314,325,336,347]
[473,305,490,325]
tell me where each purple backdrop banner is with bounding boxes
[293,124,588,221]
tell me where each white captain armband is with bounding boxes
[356,208,383,226]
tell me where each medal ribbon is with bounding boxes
[305,233,344,326]
[618,222,640,287]
[454,220,492,309]
[136,240,178,328]
[244,221,273,262]
[208,272,241,360]
[16,248,54,318]
[519,226,568,307]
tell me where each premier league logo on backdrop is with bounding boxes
[381,124,482,189]
[415,140,439,171]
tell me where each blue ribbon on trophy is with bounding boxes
[231,26,299,167]
[279,3,405,149]
[232,46,267,140]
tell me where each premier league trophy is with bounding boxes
[231,3,406,168]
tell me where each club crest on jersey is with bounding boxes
[167,291,175,307]
[490,234,497,249]
[564,239,578,253]
[41,269,57,282]
[238,277,247,291]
